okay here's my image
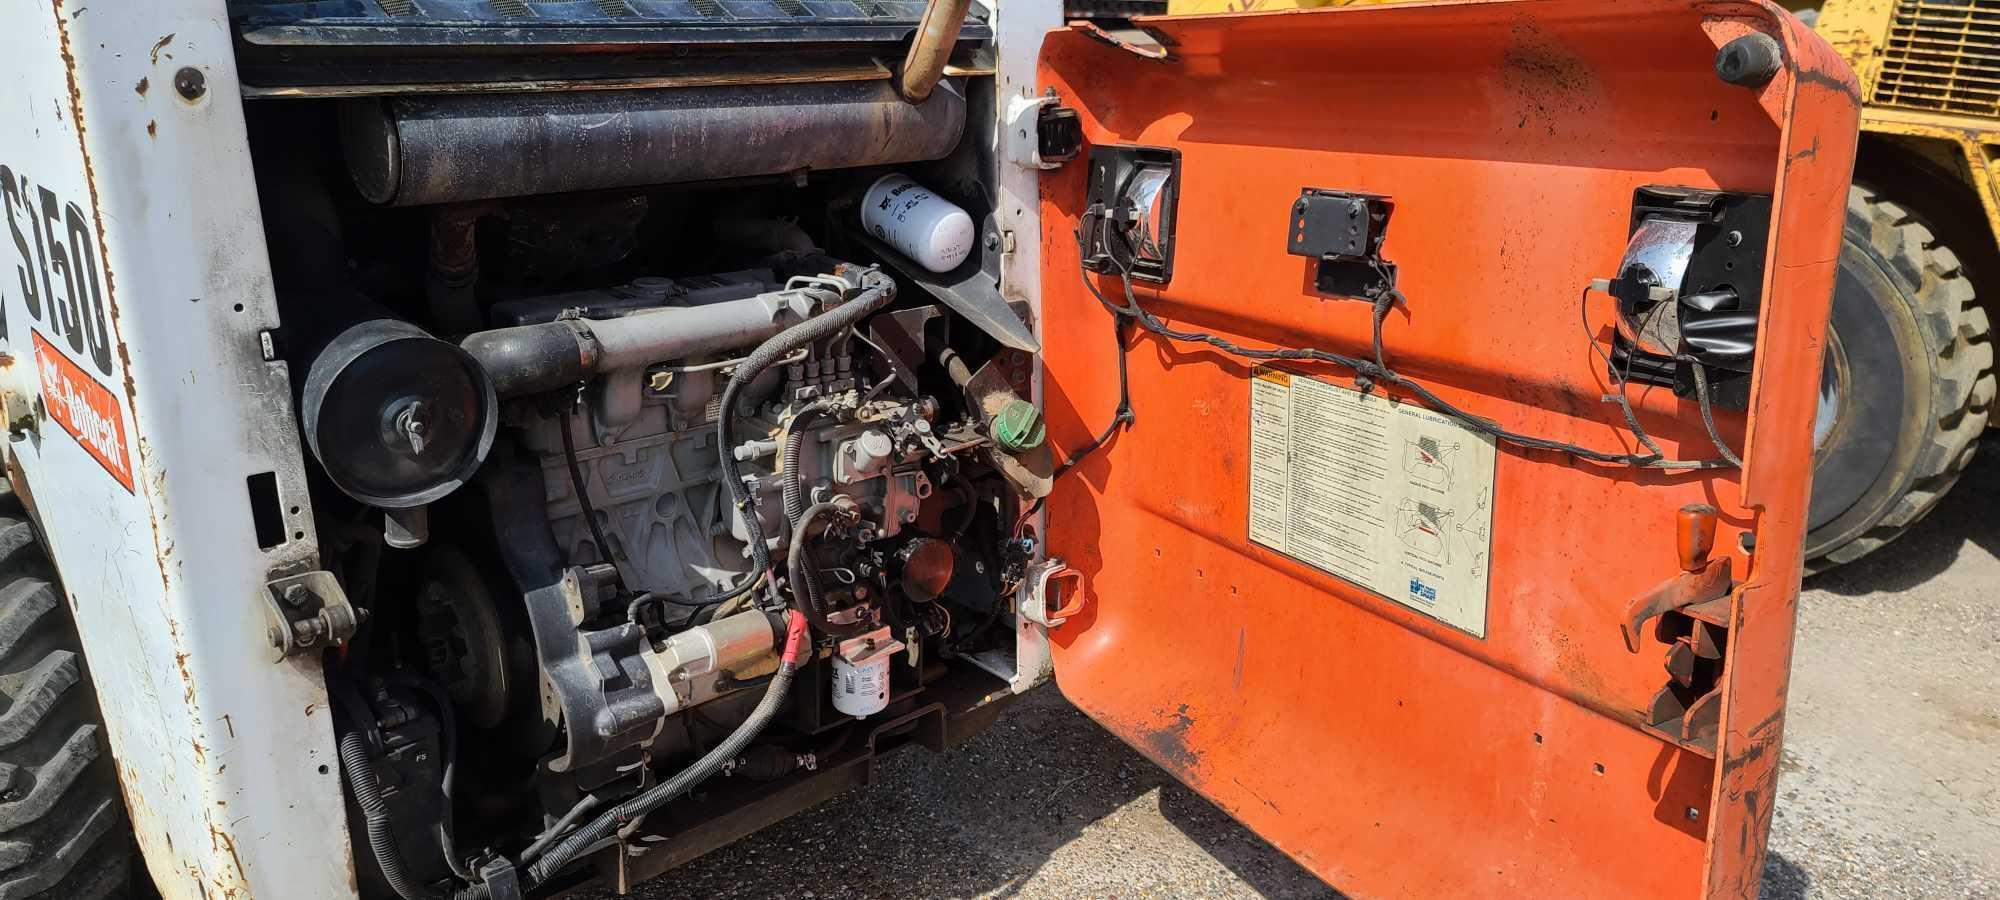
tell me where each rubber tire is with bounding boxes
[1805,185,1997,571]
[0,480,139,898]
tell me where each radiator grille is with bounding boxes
[1875,0,2000,118]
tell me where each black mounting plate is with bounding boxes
[1286,188,1396,301]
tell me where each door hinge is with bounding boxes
[263,570,364,662]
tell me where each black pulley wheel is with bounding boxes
[1806,185,1995,570]
[302,319,498,509]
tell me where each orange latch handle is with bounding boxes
[1677,504,1719,572]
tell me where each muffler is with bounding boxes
[340,78,967,206]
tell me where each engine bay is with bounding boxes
[238,7,1050,889]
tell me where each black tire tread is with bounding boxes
[0,477,135,900]
[1810,184,1997,570]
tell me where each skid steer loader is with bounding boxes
[0,0,1854,897]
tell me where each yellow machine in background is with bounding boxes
[1159,0,1997,573]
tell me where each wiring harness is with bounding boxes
[1051,209,1745,482]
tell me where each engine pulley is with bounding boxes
[303,319,497,508]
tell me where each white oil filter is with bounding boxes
[830,626,904,717]
[860,174,975,273]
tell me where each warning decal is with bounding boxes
[1248,366,1495,636]
[33,330,133,493]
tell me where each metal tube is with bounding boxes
[343,79,966,206]
[898,0,973,104]
[460,287,823,398]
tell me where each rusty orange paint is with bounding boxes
[1036,2,1855,897]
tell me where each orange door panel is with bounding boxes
[1035,2,1855,897]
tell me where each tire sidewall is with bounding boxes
[1805,188,1972,563]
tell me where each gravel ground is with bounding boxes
[596,438,2000,900]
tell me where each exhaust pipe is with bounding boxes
[342,79,966,206]
[897,0,973,104]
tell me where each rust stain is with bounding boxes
[149,32,174,65]
[145,120,155,138]
[175,649,194,703]
[189,739,206,764]
[133,76,147,96]
[220,713,235,738]
[304,702,317,717]
[47,3,157,609]
[1136,703,1202,772]
[207,814,250,896]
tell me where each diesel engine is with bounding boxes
[229,0,1054,894]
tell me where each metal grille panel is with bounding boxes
[1876,0,2000,118]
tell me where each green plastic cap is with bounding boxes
[992,399,1046,453]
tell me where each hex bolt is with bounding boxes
[282,583,312,609]
[1686,806,1702,822]
[1714,33,1782,89]
[1725,230,1744,247]
[266,623,286,649]
[173,66,207,101]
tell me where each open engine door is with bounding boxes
[1033,2,1856,897]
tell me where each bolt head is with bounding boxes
[173,66,207,101]
[282,583,311,608]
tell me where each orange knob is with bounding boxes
[1677,504,1719,572]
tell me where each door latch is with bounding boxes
[1020,560,1086,628]
[1005,92,1081,171]
[263,570,364,661]
[1620,504,1736,755]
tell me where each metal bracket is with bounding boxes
[1619,556,1736,756]
[1619,557,1733,654]
[1286,188,1397,300]
[1019,559,1085,628]
[262,570,363,662]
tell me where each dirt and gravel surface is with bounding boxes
[600,438,2000,900]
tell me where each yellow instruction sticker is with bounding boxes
[1247,366,1496,637]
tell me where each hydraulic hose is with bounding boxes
[339,730,441,900]
[524,610,811,885]
[787,500,872,639]
[712,270,896,606]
